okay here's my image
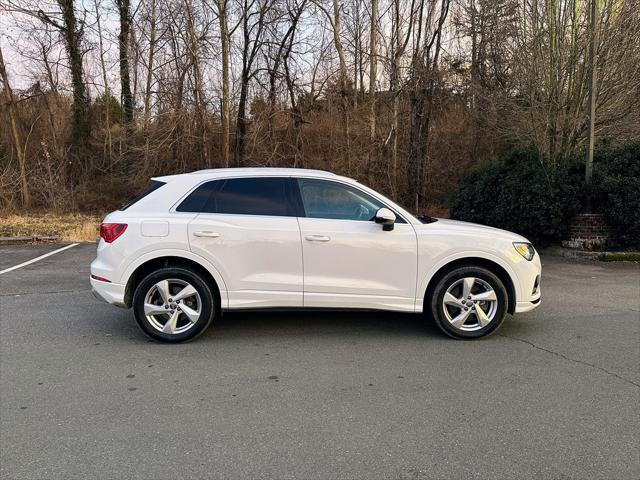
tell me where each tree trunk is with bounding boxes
[235,76,249,167]
[143,0,157,127]
[330,0,351,173]
[95,0,112,162]
[585,0,598,207]
[185,0,210,166]
[368,0,377,142]
[116,0,134,125]
[217,0,231,167]
[142,0,157,174]
[0,46,30,208]
[57,0,90,143]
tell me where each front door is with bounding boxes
[295,178,418,311]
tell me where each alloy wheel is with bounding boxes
[143,279,202,334]
[442,277,498,332]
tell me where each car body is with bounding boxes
[91,168,541,341]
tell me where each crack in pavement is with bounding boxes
[497,333,640,389]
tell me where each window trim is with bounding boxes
[292,177,409,224]
[171,174,412,223]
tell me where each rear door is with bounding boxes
[183,176,303,308]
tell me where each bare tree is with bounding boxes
[0,46,30,207]
[407,0,450,210]
[234,0,272,166]
[313,0,352,173]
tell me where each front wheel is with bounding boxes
[132,267,216,342]
[429,266,508,339]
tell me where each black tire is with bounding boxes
[429,266,508,339]
[132,267,216,343]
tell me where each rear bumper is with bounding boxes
[90,276,127,307]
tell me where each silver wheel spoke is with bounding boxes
[444,292,464,308]
[173,283,197,302]
[162,310,180,334]
[180,304,200,323]
[462,277,475,299]
[155,280,170,303]
[443,276,498,332]
[475,304,491,327]
[144,278,202,335]
[144,303,167,316]
[450,308,472,328]
[471,289,497,302]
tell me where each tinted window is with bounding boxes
[176,181,219,213]
[215,177,293,216]
[120,181,166,210]
[298,178,395,221]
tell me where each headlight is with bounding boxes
[513,242,535,261]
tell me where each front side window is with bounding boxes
[177,177,293,216]
[297,178,399,222]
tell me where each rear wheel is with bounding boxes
[133,267,215,342]
[429,266,508,339]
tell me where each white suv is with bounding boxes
[91,168,541,342]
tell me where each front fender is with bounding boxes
[415,249,520,312]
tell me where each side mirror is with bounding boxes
[375,207,396,231]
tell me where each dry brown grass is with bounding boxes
[0,212,104,243]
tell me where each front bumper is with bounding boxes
[90,276,127,307]
[515,297,541,313]
[513,257,541,313]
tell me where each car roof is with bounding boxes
[153,167,342,182]
[192,167,337,177]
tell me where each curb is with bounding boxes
[542,246,640,262]
[0,236,60,245]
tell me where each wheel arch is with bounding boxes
[422,256,517,315]
[122,252,227,310]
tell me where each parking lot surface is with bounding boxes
[1,243,638,479]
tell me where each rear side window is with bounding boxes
[216,178,293,216]
[120,180,166,210]
[176,177,294,217]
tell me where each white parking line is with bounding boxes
[0,243,79,275]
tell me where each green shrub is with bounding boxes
[593,142,640,249]
[449,150,584,247]
[449,143,640,249]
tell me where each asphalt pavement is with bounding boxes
[0,243,638,479]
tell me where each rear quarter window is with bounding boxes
[120,180,166,210]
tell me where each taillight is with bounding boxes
[100,223,128,243]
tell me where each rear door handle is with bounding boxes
[193,231,220,238]
[305,235,330,242]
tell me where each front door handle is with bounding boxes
[193,231,220,238]
[305,235,330,242]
